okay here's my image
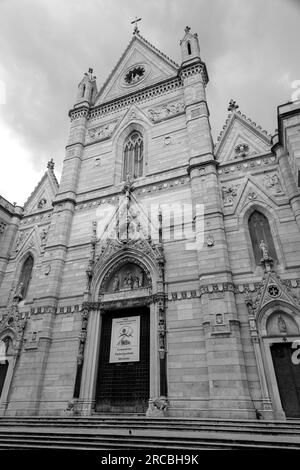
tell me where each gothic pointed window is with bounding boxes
[187,41,192,55]
[248,211,278,265]
[18,254,34,300]
[123,131,143,180]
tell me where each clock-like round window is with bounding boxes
[124,66,145,85]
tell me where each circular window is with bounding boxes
[124,66,145,86]
[268,285,280,298]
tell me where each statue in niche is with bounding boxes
[112,275,120,292]
[259,240,270,260]
[123,272,134,289]
[133,275,141,289]
[14,282,24,301]
[277,315,287,334]
[106,264,149,293]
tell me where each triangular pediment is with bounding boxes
[13,225,43,260]
[23,169,59,215]
[215,111,272,163]
[95,33,179,105]
[253,271,300,315]
[222,175,280,215]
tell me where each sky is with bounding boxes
[0,0,299,205]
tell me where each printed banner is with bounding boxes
[109,316,140,363]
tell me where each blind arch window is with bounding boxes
[248,211,278,265]
[123,131,143,180]
[18,254,34,299]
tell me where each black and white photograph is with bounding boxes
[0,0,300,458]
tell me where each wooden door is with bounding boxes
[271,343,300,418]
[95,307,150,414]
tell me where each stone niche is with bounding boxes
[103,263,151,294]
[266,312,299,337]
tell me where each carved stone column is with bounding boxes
[146,292,168,417]
[76,302,101,415]
[245,297,274,419]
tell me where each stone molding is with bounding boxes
[179,61,209,85]
[83,78,183,122]
[2,278,297,317]
[73,176,190,213]
[217,154,276,176]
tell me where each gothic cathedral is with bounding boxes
[1,27,300,420]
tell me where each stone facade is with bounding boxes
[1,27,300,420]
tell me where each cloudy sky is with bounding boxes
[0,0,299,205]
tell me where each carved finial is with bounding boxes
[87,68,96,80]
[131,16,142,34]
[185,26,191,34]
[228,99,239,112]
[47,158,55,170]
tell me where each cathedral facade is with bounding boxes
[1,27,300,420]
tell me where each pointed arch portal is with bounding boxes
[77,242,167,416]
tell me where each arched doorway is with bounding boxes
[95,305,150,413]
[0,336,15,414]
[95,262,151,413]
[77,246,167,416]
[0,340,9,398]
[261,309,300,418]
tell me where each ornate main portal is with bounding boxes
[95,307,150,413]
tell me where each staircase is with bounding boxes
[0,416,299,450]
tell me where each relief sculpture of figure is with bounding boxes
[14,282,24,301]
[278,315,287,334]
[112,275,120,292]
[123,272,133,289]
[133,275,141,289]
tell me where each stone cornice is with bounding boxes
[3,277,298,316]
[0,196,23,217]
[68,106,89,121]
[88,77,183,121]
[217,154,277,177]
[74,175,190,213]
[179,60,209,86]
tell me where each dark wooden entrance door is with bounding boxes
[0,361,8,398]
[271,342,300,418]
[95,307,150,413]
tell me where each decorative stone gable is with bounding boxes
[95,33,178,105]
[23,161,59,216]
[245,271,300,324]
[215,107,272,164]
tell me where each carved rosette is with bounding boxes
[154,293,166,360]
[146,397,168,417]
[87,120,118,143]
[0,301,27,354]
[221,184,240,206]
[147,101,184,123]
[77,304,90,365]
[244,295,259,340]
[85,221,98,295]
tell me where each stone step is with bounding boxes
[0,430,298,450]
[0,416,300,433]
[0,421,299,436]
[0,416,299,450]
